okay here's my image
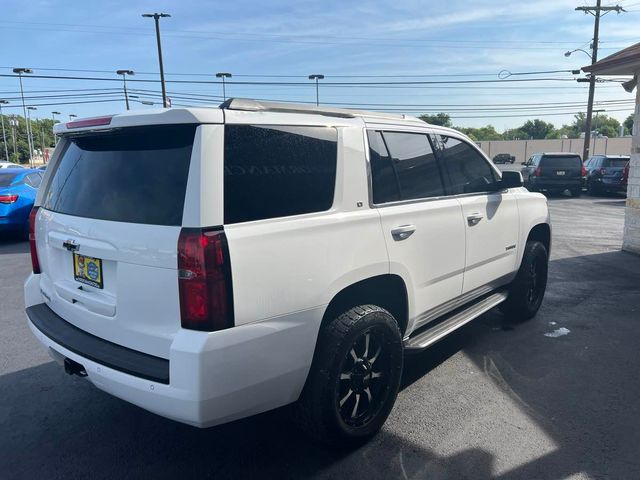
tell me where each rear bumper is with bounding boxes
[24,273,323,428]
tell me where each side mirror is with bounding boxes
[521,161,527,165]
[499,171,524,188]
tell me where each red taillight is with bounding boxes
[582,165,588,177]
[177,227,234,332]
[0,194,18,204]
[66,116,113,129]
[29,206,41,274]
[534,167,542,177]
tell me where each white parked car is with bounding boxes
[25,99,550,446]
[0,161,24,169]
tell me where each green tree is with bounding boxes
[0,114,57,164]
[455,125,502,141]
[592,114,621,138]
[519,119,557,139]
[624,113,634,135]
[419,112,452,127]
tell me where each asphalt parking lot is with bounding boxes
[1,194,639,480]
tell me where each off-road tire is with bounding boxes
[501,240,548,321]
[293,305,403,447]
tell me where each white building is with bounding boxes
[584,43,640,254]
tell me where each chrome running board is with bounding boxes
[404,291,508,351]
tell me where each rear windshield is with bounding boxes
[42,125,196,226]
[541,155,582,169]
[602,157,629,168]
[0,172,19,187]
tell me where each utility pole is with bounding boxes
[0,100,9,161]
[142,13,171,108]
[575,1,625,161]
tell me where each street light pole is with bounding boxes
[9,117,18,157]
[142,13,171,108]
[116,70,135,110]
[215,72,232,101]
[51,111,61,147]
[308,74,325,106]
[26,106,37,168]
[0,100,9,161]
[13,68,34,162]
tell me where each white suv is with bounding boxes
[25,99,550,446]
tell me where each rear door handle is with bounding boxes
[467,213,484,226]
[391,225,416,241]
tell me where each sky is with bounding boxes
[1,0,639,130]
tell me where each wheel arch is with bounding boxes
[321,274,409,337]
[527,222,551,255]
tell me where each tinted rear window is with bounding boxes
[0,172,19,187]
[224,125,337,224]
[602,158,629,168]
[540,155,582,169]
[42,125,196,226]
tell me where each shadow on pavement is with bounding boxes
[2,250,639,479]
[0,233,29,255]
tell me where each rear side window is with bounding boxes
[25,173,42,188]
[42,125,196,226]
[224,125,337,224]
[433,135,496,195]
[540,155,582,169]
[382,131,445,200]
[367,131,400,204]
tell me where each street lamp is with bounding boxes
[564,48,593,60]
[308,74,324,106]
[142,13,171,108]
[215,72,232,101]
[51,111,61,146]
[0,100,9,161]
[116,70,135,110]
[26,106,37,168]
[593,109,605,137]
[13,68,34,161]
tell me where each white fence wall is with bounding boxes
[477,137,632,163]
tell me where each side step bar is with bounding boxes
[404,291,508,351]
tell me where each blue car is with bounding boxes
[0,169,44,234]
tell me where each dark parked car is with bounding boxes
[584,155,630,195]
[493,153,515,164]
[521,152,584,197]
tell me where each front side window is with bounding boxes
[224,125,337,224]
[434,135,496,195]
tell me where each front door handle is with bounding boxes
[391,225,416,241]
[467,213,484,226]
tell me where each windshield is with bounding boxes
[541,156,582,169]
[602,158,629,168]
[42,124,197,226]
